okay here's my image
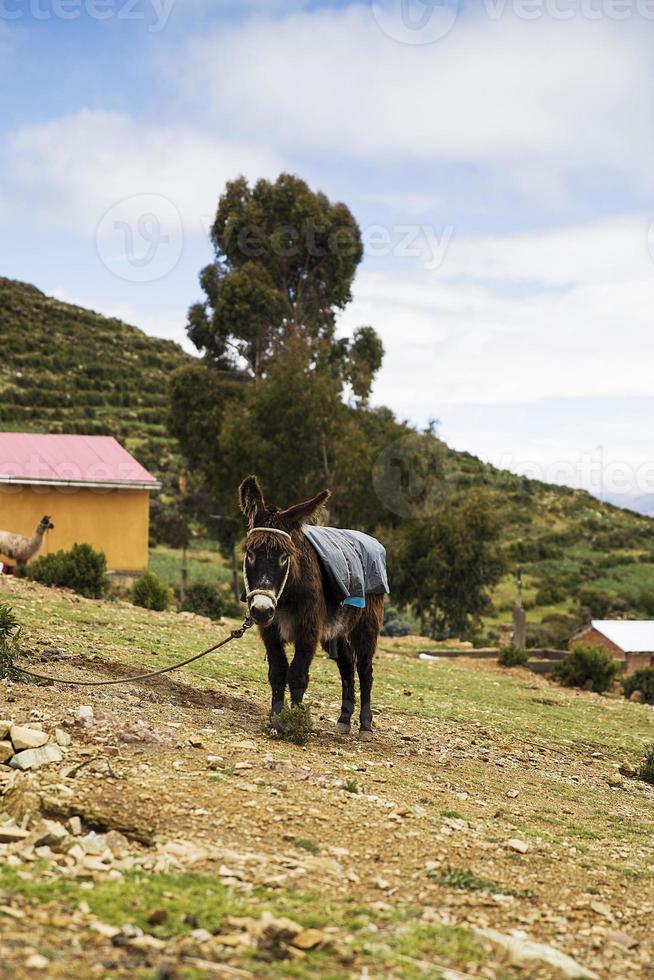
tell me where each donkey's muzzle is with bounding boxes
[249,594,275,626]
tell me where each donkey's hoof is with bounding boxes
[336,721,351,735]
[358,729,374,742]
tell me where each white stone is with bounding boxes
[55,729,71,747]
[77,706,94,721]
[9,745,63,771]
[0,824,30,843]
[474,927,598,978]
[0,741,13,764]
[506,838,529,854]
[10,725,49,750]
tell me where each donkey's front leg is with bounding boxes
[261,626,288,716]
[288,639,317,707]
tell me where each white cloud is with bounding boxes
[340,213,654,412]
[4,109,285,236]
[178,5,654,185]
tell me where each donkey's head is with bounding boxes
[238,475,330,626]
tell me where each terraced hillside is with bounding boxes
[2,276,654,644]
[0,277,190,491]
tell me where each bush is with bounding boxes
[132,571,170,611]
[577,587,613,619]
[638,744,654,785]
[0,604,21,679]
[553,643,618,693]
[534,584,567,606]
[268,705,313,746]
[26,543,108,598]
[497,644,529,668]
[181,582,224,620]
[623,668,654,704]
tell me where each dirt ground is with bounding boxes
[1,576,654,979]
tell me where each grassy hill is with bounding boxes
[0,276,190,491]
[2,275,654,645]
[1,574,654,978]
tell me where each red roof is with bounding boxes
[0,434,160,489]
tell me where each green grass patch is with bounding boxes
[293,838,321,854]
[427,865,536,898]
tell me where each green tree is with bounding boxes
[171,173,390,548]
[389,491,505,638]
[187,173,372,384]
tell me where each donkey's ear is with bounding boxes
[278,489,331,528]
[239,475,266,527]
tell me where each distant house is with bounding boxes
[0,433,159,573]
[570,620,654,675]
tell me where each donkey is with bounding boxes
[239,476,384,738]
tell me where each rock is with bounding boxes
[607,773,623,788]
[0,721,11,739]
[68,816,82,836]
[0,824,30,843]
[506,838,529,854]
[0,741,13,764]
[9,745,63,770]
[54,729,71,747]
[474,927,598,978]
[33,820,69,848]
[605,929,638,949]
[9,725,49,750]
[291,928,325,950]
[147,908,168,926]
[618,761,637,777]
[77,705,94,721]
[629,690,645,703]
[590,900,613,920]
[24,954,49,971]
[258,913,303,941]
[506,789,519,798]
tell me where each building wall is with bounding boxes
[0,485,150,572]
[569,626,654,675]
[625,652,654,674]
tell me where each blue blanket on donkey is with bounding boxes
[303,525,389,608]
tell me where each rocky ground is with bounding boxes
[1,575,654,979]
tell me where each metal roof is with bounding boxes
[591,620,654,653]
[0,433,160,490]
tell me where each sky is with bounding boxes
[1,0,654,501]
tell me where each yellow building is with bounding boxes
[0,433,160,573]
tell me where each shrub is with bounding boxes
[268,704,312,746]
[497,644,529,668]
[132,571,170,611]
[638,744,654,785]
[623,668,654,704]
[534,584,567,606]
[181,582,225,620]
[553,643,618,693]
[0,604,21,679]
[26,543,108,598]
[577,587,613,619]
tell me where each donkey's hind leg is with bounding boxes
[351,599,383,739]
[335,639,355,734]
